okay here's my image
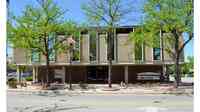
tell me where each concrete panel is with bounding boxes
[117,34,134,63]
[80,34,90,63]
[163,33,175,62]
[40,54,46,63]
[57,52,69,63]
[13,48,28,64]
[145,46,153,62]
[99,34,107,63]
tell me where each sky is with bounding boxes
[7,0,193,60]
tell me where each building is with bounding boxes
[12,26,184,84]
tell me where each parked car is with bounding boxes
[137,72,160,80]
[21,71,32,77]
[7,71,32,80]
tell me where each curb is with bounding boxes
[7,89,193,95]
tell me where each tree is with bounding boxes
[8,0,79,86]
[82,0,133,88]
[169,56,194,77]
[129,0,193,87]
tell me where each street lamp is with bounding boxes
[67,36,76,90]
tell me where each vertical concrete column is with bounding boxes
[128,38,135,63]
[32,66,36,83]
[124,66,129,84]
[17,65,21,83]
[62,66,65,84]
[81,34,90,63]
[96,33,100,63]
[145,46,153,63]
[114,30,118,62]
[141,43,144,61]
[32,66,38,83]
[36,66,38,82]
[99,33,107,63]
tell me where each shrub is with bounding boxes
[25,76,33,81]
[7,78,17,88]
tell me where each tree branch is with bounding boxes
[178,34,193,54]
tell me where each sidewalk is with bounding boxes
[7,83,193,95]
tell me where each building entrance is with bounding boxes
[87,66,108,83]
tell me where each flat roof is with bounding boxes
[15,61,180,66]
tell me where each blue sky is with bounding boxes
[7,0,193,59]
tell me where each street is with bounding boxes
[7,91,193,112]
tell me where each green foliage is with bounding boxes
[7,0,80,84]
[128,0,193,86]
[129,0,193,52]
[168,56,194,77]
[25,76,33,81]
[82,0,132,27]
[7,78,17,88]
[7,63,17,70]
[8,0,79,57]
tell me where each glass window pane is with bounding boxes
[107,32,114,60]
[153,48,161,60]
[90,32,96,61]
[48,33,56,61]
[72,33,80,61]
[31,50,40,62]
[135,43,142,60]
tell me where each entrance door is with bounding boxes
[87,66,108,83]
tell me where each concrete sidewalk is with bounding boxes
[7,83,193,95]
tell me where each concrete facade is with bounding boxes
[80,34,90,63]
[99,33,107,63]
[12,27,185,84]
[13,48,28,64]
[117,34,134,63]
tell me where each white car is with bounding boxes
[137,72,161,80]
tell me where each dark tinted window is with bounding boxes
[153,48,161,60]
[89,32,97,61]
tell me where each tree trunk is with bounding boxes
[173,30,182,88]
[45,54,50,86]
[44,35,50,87]
[69,45,73,90]
[175,53,181,88]
[108,58,112,88]
[107,30,112,88]
[160,29,165,82]
[68,66,72,90]
[69,67,72,89]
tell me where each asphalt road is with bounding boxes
[7,91,193,112]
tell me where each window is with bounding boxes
[153,35,161,61]
[48,33,56,62]
[31,49,40,62]
[107,32,114,60]
[72,33,80,61]
[153,48,161,60]
[135,43,143,61]
[89,31,97,61]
